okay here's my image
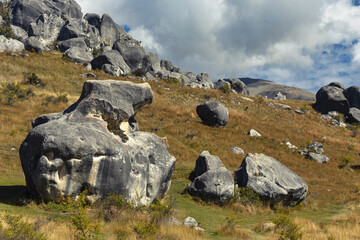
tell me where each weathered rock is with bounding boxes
[190,72,214,89]
[29,14,64,45]
[24,36,47,53]
[307,152,329,163]
[196,101,229,127]
[274,92,286,100]
[101,64,121,77]
[99,13,127,46]
[63,47,93,63]
[91,50,131,75]
[274,102,292,110]
[113,36,149,72]
[58,37,87,52]
[184,217,198,228]
[314,84,349,115]
[348,107,360,123]
[231,147,245,155]
[81,72,96,78]
[227,78,249,95]
[11,25,28,41]
[248,129,261,137]
[0,35,24,52]
[20,80,176,206]
[214,79,231,91]
[328,82,345,90]
[188,151,234,204]
[235,153,308,206]
[84,13,100,27]
[344,86,360,109]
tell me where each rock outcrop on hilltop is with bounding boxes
[0,0,213,88]
[20,80,176,206]
[314,82,360,123]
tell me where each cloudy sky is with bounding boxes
[77,0,360,92]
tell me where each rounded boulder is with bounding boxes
[196,101,229,127]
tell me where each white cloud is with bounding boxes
[76,0,360,91]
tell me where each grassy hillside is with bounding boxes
[0,51,359,239]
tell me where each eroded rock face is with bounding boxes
[344,86,360,109]
[20,80,176,206]
[235,153,308,206]
[188,151,234,204]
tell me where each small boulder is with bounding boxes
[307,152,329,163]
[274,92,287,100]
[101,64,121,77]
[188,151,234,204]
[58,37,88,52]
[0,35,24,52]
[91,50,131,75]
[348,107,360,123]
[235,153,308,206]
[184,217,198,228]
[190,72,214,89]
[298,142,329,163]
[231,147,245,155]
[196,101,229,127]
[248,129,261,137]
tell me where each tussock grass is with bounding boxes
[0,51,360,239]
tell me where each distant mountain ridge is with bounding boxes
[239,77,316,101]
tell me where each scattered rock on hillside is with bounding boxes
[81,72,96,78]
[234,153,308,206]
[0,35,24,52]
[285,142,297,149]
[314,83,350,115]
[20,80,176,206]
[248,129,261,137]
[184,217,198,228]
[190,72,214,89]
[196,101,229,127]
[188,151,234,204]
[11,25,28,41]
[63,47,93,63]
[231,147,245,155]
[274,102,292,110]
[274,92,286,100]
[298,142,329,163]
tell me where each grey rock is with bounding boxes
[196,101,229,127]
[145,72,157,81]
[188,151,234,204]
[194,226,205,232]
[344,86,360,109]
[91,50,130,75]
[24,36,47,53]
[84,13,100,27]
[58,37,87,52]
[160,59,182,73]
[248,129,261,137]
[48,0,82,20]
[231,147,245,155]
[190,72,214,89]
[63,47,93,63]
[274,102,292,110]
[0,16,3,25]
[274,92,286,100]
[307,152,329,163]
[99,13,127,46]
[10,25,28,41]
[235,153,308,206]
[102,64,121,77]
[112,36,149,72]
[184,217,198,228]
[32,112,64,128]
[0,35,25,52]
[348,107,360,123]
[298,142,324,155]
[193,151,225,177]
[214,79,231,91]
[29,13,64,45]
[145,52,161,73]
[328,82,345,90]
[20,80,176,206]
[81,72,96,78]
[314,84,349,115]
[227,78,249,95]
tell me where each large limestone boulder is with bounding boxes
[348,107,360,123]
[314,83,349,115]
[99,14,127,46]
[58,37,87,52]
[227,78,249,95]
[196,101,229,127]
[20,80,176,206]
[63,47,93,63]
[29,14,65,45]
[24,36,48,53]
[188,151,234,204]
[235,153,308,206]
[189,72,214,89]
[344,86,360,109]
[91,50,131,75]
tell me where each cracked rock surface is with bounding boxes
[20,80,176,206]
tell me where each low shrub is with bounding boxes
[271,213,303,240]
[23,72,45,87]
[1,82,34,105]
[233,187,262,206]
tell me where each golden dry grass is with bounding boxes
[0,51,360,239]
